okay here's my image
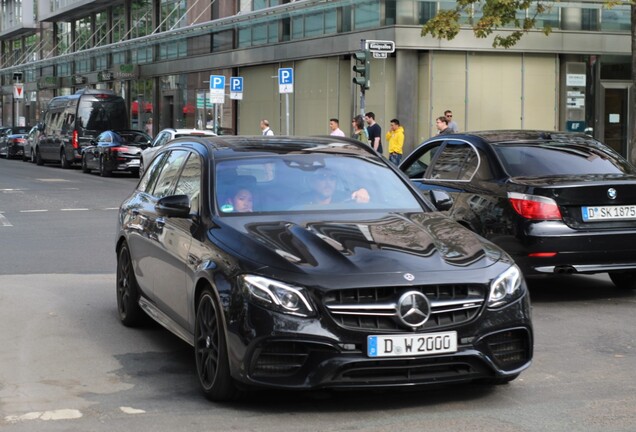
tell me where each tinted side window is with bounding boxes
[430,142,479,181]
[151,150,189,198]
[403,141,444,179]
[174,154,202,214]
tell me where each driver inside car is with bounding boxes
[306,168,370,205]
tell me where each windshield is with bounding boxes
[494,142,636,176]
[215,154,422,214]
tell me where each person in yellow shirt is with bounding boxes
[386,118,404,165]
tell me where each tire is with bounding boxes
[99,156,112,177]
[195,289,238,401]
[36,148,44,165]
[81,156,91,173]
[60,148,71,169]
[609,272,636,290]
[116,243,143,327]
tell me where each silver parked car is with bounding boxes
[139,128,216,176]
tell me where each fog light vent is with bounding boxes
[251,342,310,377]
[484,330,531,370]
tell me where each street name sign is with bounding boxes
[365,40,395,53]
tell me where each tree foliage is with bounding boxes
[421,0,555,48]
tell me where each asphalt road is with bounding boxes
[1,157,636,431]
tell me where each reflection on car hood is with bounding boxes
[213,212,502,275]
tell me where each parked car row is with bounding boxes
[6,125,217,178]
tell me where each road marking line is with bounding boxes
[60,208,89,211]
[20,209,48,213]
[36,178,70,182]
[104,207,119,210]
[0,213,13,226]
[5,409,83,423]
[120,406,146,414]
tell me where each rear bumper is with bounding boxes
[507,222,636,275]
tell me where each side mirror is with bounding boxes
[90,139,97,146]
[429,190,453,211]
[155,194,191,218]
[37,123,44,131]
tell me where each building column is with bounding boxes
[396,49,419,156]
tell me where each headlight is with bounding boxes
[240,275,315,317]
[488,265,523,308]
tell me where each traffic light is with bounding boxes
[352,50,370,90]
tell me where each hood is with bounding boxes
[211,212,503,276]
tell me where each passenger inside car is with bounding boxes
[303,168,370,205]
[222,187,253,213]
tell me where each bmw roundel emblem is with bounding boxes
[403,273,415,281]
[608,188,617,200]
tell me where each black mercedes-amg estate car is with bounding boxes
[115,135,533,401]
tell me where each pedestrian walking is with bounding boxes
[386,118,404,165]
[436,116,452,135]
[260,119,274,136]
[364,112,383,153]
[351,115,367,142]
[144,117,153,137]
[329,118,345,136]
[444,110,459,133]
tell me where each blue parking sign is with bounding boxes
[210,75,225,90]
[230,77,244,100]
[278,68,293,94]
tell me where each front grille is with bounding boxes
[324,284,486,331]
[483,329,531,370]
[333,357,490,385]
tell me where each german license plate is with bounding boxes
[582,205,636,222]
[367,331,457,358]
[129,159,140,166]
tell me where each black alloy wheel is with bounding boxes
[194,289,238,401]
[116,243,143,326]
[81,156,91,173]
[35,147,43,165]
[609,272,636,290]
[99,155,111,177]
[60,148,71,169]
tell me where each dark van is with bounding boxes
[35,89,128,168]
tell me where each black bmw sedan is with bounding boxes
[116,136,533,401]
[400,130,636,289]
[82,129,150,176]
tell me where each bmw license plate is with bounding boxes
[582,205,636,222]
[367,331,457,358]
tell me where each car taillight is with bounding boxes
[110,147,128,153]
[72,130,79,149]
[508,192,562,220]
[12,138,26,143]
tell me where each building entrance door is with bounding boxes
[600,82,631,158]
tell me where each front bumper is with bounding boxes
[226,293,532,390]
